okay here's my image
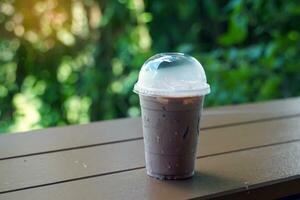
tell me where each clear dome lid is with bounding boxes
[133,53,210,97]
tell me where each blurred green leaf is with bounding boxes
[0,0,300,133]
[218,13,248,46]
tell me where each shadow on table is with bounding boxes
[145,170,243,199]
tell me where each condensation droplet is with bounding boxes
[174,131,178,136]
[175,163,179,168]
[156,136,160,142]
[167,163,172,169]
[174,119,180,123]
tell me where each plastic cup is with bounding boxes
[133,53,210,180]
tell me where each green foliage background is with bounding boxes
[0,0,300,133]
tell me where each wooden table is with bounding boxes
[1,97,300,199]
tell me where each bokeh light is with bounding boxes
[0,0,300,134]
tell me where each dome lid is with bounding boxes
[134,53,210,97]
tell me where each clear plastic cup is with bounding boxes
[134,53,210,180]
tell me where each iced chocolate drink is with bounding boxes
[141,95,204,179]
[134,53,210,180]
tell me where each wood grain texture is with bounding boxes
[0,97,300,160]
[0,116,299,193]
[1,141,300,200]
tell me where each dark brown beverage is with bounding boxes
[140,95,204,180]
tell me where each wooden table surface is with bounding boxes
[0,97,300,200]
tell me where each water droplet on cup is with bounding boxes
[156,136,160,142]
[167,162,172,169]
[174,131,178,136]
[175,163,179,168]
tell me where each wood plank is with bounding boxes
[1,140,300,200]
[207,178,300,200]
[198,97,300,128]
[0,118,142,160]
[0,97,300,160]
[0,116,299,193]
